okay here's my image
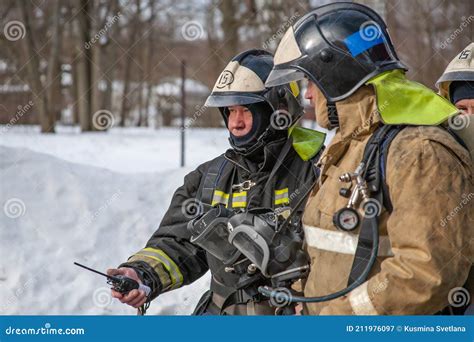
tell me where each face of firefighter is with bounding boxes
[455,99,474,115]
[227,105,253,137]
[304,80,317,107]
[304,79,331,129]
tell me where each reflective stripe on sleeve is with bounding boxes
[349,281,378,315]
[135,247,184,290]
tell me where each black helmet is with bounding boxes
[205,49,303,153]
[266,2,406,103]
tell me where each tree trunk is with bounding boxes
[75,0,93,131]
[119,0,141,127]
[19,1,54,133]
[218,0,239,61]
[47,0,62,125]
[71,56,80,125]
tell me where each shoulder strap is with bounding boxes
[377,125,406,212]
[347,124,405,286]
[362,125,405,213]
[246,138,294,208]
[198,157,229,206]
[446,127,469,151]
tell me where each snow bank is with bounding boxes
[0,125,332,315]
[0,142,215,315]
[0,126,229,174]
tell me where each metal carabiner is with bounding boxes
[232,180,256,192]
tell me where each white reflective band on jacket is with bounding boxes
[348,282,379,315]
[303,224,394,256]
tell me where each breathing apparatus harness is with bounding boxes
[189,123,404,313]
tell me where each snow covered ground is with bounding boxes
[0,124,333,315]
[0,126,229,315]
[0,126,229,174]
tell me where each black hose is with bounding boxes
[259,214,379,303]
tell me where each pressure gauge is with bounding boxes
[333,207,360,231]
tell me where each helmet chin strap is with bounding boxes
[327,102,339,130]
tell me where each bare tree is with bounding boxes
[119,0,142,127]
[19,1,54,133]
[137,0,158,127]
[47,0,63,124]
[74,0,93,131]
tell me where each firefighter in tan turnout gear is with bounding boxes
[436,43,474,314]
[265,2,473,315]
[437,42,474,162]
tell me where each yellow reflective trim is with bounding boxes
[275,188,289,196]
[214,190,230,199]
[140,248,184,288]
[128,255,172,290]
[290,81,300,97]
[211,190,230,207]
[275,197,290,205]
[231,191,247,208]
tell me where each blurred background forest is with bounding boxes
[0,0,473,316]
[0,0,472,133]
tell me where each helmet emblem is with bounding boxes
[216,70,235,89]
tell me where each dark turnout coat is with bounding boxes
[120,127,325,314]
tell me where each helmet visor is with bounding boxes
[436,71,474,89]
[205,92,267,108]
[265,67,306,88]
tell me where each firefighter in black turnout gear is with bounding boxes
[108,49,325,315]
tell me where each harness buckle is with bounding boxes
[232,180,256,191]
